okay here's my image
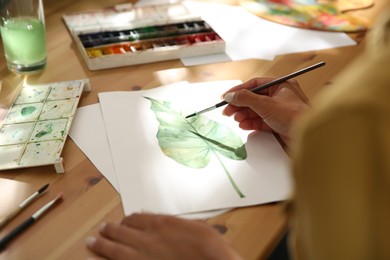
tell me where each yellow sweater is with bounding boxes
[290,8,390,260]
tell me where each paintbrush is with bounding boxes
[185,61,326,119]
[0,192,63,250]
[0,183,49,230]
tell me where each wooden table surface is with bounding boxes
[0,0,388,259]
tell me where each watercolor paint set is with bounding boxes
[62,3,225,70]
[0,79,90,173]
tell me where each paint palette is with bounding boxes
[0,79,90,173]
[63,3,225,70]
[239,0,371,32]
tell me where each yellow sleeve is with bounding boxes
[289,8,390,259]
[290,104,390,260]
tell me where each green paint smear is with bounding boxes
[21,106,37,116]
[145,96,247,198]
[35,125,53,138]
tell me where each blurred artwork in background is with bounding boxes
[239,0,374,32]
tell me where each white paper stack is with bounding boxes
[69,81,292,218]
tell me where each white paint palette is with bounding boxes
[0,79,90,173]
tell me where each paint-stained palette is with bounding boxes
[62,3,225,70]
[0,79,90,173]
[240,0,373,32]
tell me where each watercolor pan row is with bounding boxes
[86,32,222,58]
[79,20,214,48]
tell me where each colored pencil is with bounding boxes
[185,61,326,119]
[0,192,63,250]
[0,183,49,229]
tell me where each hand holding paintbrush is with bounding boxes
[214,62,325,145]
[185,61,325,118]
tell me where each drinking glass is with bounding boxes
[0,0,47,74]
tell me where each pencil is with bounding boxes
[0,183,49,229]
[185,61,326,118]
[0,192,63,250]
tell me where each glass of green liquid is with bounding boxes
[0,0,47,74]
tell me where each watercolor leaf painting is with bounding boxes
[145,96,247,198]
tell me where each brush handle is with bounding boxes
[215,100,228,108]
[251,61,325,93]
[221,61,325,106]
[0,217,34,250]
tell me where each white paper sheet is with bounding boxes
[69,99,231,219]
[182,1,356,65]
[69,104,119,191]
[69,82,191,192]
[134,1,356,65]
[98,81,292,215]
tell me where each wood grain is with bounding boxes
[0,0,388,259]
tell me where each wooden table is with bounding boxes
[0,0,388,259]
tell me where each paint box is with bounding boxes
[0,79,90,173]
[62,3,225,70]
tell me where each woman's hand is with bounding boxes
[86,213,242,260]
[222,78,310,145]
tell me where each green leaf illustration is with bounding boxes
[145,96,247,198]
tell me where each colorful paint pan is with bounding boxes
[62,3,226,70]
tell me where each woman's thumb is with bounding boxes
[224,89,268,108]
